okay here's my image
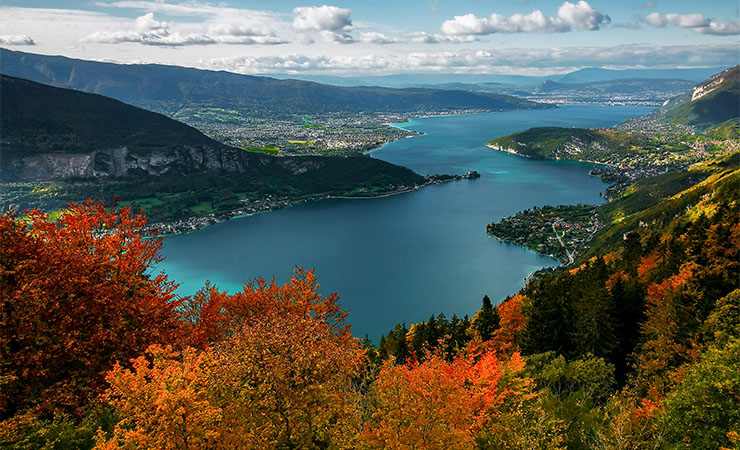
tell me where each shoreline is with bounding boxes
[486,143,619,168]
[147,172,479,237]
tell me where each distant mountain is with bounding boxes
[0,49,546,117]
[0,74,426,225]
[290,74,698,105]
[265,67,725,88]
[263,73,546,88]
[658,66,740,129]
[553,67,727,84]
[532,78,695,95]
[523,78,696,105]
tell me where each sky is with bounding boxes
[0,0,738,76]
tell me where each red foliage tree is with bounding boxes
[0,201,181,418]
[180,267,350,349]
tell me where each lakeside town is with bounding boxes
[172,109,489,156]
[487,204,603,264]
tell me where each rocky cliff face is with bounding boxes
[2,143,335,183]
[2,144,261,182]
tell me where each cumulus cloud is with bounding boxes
[645,12,739,35]
[441,1,609,35]
[200,43,737,75]
[85,12,286,46]
[292,5,352,32]
[0,34,35,45]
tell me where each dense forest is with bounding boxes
[1,151,738,449]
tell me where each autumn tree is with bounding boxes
[0,202,180,420]
[490,294,527,356]
[97,269,366,450]
[361,348,547,450]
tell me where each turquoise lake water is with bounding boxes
[158,104,653,340]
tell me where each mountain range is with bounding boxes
[265,66,726,88]
[0,49,546,118]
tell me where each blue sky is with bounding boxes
[0,1,737,75]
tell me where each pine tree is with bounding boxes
[472,295,500,341]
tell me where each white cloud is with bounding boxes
[694,21,740,36]
[645,12,739,35]
[645,12,667,27]
[557,1,608,30]
[200,43,738,75]
[0,34,35,45]
[358,32,401,44]
[407,32,477,44]
[96,1,244,17]
[85,12,286,46]
[292,5,352,32]
[441,1,609,35]
[94,2,287,37]
[320,30,355,44]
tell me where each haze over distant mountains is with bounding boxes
[0,49,546,118]
[264,67,727,88]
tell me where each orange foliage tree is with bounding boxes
[490,295,527,356]
[361,348,537,450]
[179,268,351,349]
[97,269,366,450]
[0,202,180,419]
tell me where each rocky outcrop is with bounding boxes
[1,144,261,182]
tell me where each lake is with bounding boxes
[158,104,653,340]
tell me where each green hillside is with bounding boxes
[587,152,740,257]
[485,127,644,160]
[0,74,218,156]
[660,65,740,130]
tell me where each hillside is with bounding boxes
[0,75,429,227]
[0,49,546,116]
[0,74,218,156]
[587,152,740,256]
[486,127,644,161]
[658,65,740,129]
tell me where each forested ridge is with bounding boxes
[1,152,738,449]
